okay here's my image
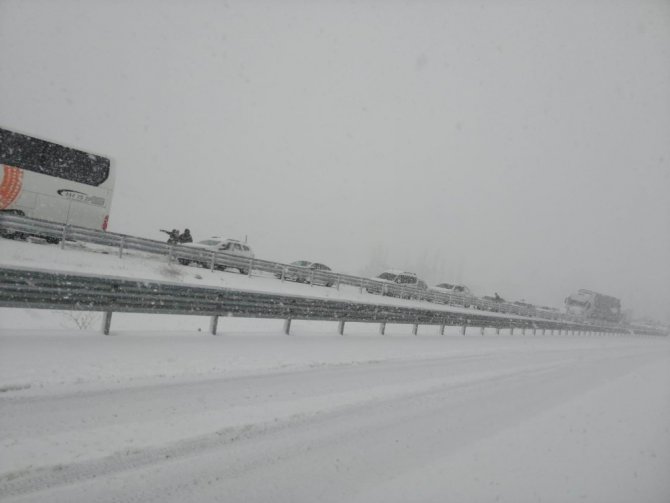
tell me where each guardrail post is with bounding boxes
[521,327,526,336]
[379,322,386,335]
[168,245,174,264]
[60,225,69,249]
[280,267,286,282]
[510,326,514,335]
[480,326,485,336]
[412,323,418,335]
[283,318,292,335]
[248,259,254,277]
[461,324,467,336]
[209,315,219,335]
[336,274,341,290]
[439,324,445,335]
[210,252,216,271]
[532,327,537,336]
[310,269,315,286]
[119,237,125,258]
[496,327,501,335]
[338,320,345,335]
[101,311,113,335]
[359,280,364,294]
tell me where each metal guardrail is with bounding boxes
[0,214,648,333]
[3,266,661,337]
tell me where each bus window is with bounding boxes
[0,128,110,186]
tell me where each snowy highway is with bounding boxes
[1,334,669,502]
[2,1,669,501]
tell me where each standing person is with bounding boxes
[178,228,193,244]
[160,228,180,244]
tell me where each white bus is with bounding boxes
[0,128,114,235]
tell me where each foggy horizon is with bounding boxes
[1,0,668,322]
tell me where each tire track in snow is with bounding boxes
[0,361,575,499]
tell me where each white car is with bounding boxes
[177,237,254,273]
[430,283,473,306]
[276,261,334,286]
[368,270,427,298]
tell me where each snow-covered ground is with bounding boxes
[1,239,669,502]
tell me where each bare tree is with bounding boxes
[59,311,101,330]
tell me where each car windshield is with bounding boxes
[198,240,220,246]
[437,283,454,289]
[378,272,397,281]
[291,261,312,267]
[397,275,416,284]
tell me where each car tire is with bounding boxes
[177,258,190,265]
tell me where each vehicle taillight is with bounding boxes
[102,215,109,231]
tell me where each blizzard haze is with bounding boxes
[0,0,669,321]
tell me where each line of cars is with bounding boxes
[174,236,335,287]
[365,270,476,307]
[172,236,559,318]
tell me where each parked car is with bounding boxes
[276,261,334,287]
[431,283,472,296]
[478,293,507,312]
[537,305,561,319]
[367,270,427,298]
[430,283,473,307]
[512,300,537,316]
[176,237,254,273]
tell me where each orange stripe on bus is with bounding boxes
[0,165,24,209]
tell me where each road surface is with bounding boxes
[1,335,669,502]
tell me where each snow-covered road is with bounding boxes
[1,334,668,502]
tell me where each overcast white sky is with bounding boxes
[1,0,669,321]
